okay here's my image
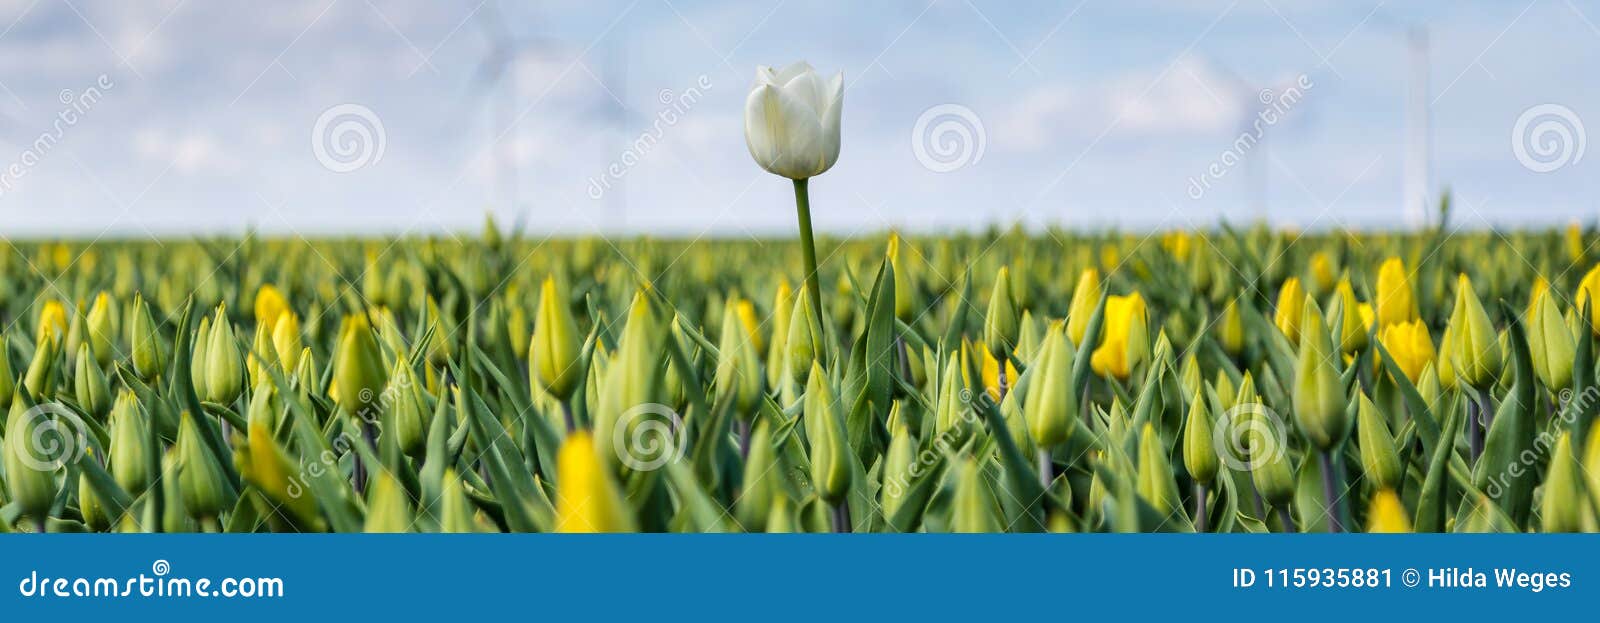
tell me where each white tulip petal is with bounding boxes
[773,61,814,85]
[815,71,844,174]
[754,65,778,86]
[745,82,824,179]
[781,69,827,115]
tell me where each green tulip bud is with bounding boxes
[202,306,244,405]
[128,293,160,381]
[1417,362,1442,410]
[983,266,1019,357]
[108,391,150,496]
[880,419,915,521]
[1356,392,1401,491]
[934,354,970,440]
[363,471,413,533]
[1218,299,1245,357]
[439,469,480,533]
[158,450,188,533]
[1183,389,1218,486]
[1449,274,1501,389]
[190,313,212,400]
[390,360,427,458]
[331,314,387,419]
[85,292,115,368]
[78,465,108,531]
[593,292,663,468]
[531,276,583,401]
[1539,432,1584,532]
[1023,322,1075,448]
[737,419,778,529]
[1137,422,1180,516]
[1249,407,1295,508]
[74,343,110,419]
[244,379,282,433]
[951,458,1002,533]
[23,326,59,398]
[176,411,231,522]
[232,418,323,532]
[246,323,279,390]
[786,287,823,384]
[423,295,453,367]
[805,362,852,505]
[764,282,794,389]
[714,297,763,415]
[1527,292,1574,390]
[765,496,797,533]
[4,393,64,526]
[1294,296,1347,451]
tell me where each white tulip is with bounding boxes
[744,62,843,180]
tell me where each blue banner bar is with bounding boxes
[1,535,1592,620]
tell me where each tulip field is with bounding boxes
[4,216,1600,533]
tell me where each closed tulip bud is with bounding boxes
[65,302,87,367]
[764,496,798,533]
[934,355,970,439]
[108,391,150,496]
[271,313,302,370]
[390,361,427,457]
[253,284,289,331]
[35,299,67,346]
[1449,274,1501,389]
[1330,278,1368,353]
[1582,426,1600,518]
[764,281,793,388]
[244,378,283,433]
[1540,432,1583,532]
[1091,292,1148,380]
[979,344,1018,402]
[786,287,823,384]
[4,394,62,525]
[1378,319,1436,383]
[190,313,212,400]
[737,419,779,528]
[880,420,914,520]
[1435,324,1459,390]
[743,62,843,180]
[1366,489,1411,533]
[292,347,318,400]
[24,324,59,398]
[1251,446,1296,509]
[1065,268,1102,345]
[531,277,583,401]
[233,418,323,531]
[1179,353,1202,399]
[363,471,413,533]
[983,266,1019,357]
[1308,251,1337,296]
[1527,292,1574,390]
[593,292,663,463]
[951,458,1002,533]
[1218,299,1245,357]
[246,324,279,390]
[507,304,530,360]
[1274,277,1306,344]
[555,430,637,532]
[1295,296,1347,451]
[1356,393,1401,491]
[1416,362,1442,410]
[805,362,852,505]
[1137,422,1181,516]
[714,298,764,415]
[74,343,110,419]
[1183,389,1219,486]
[1215,370,1238,412]
[85,292,114,368]
[438,470,481,533]
[1015,310,1042,362]
[177,411,231,522]
[1023,323,1076,448]
[331,314,387,417]
[887,234,916,322]
[129,294,163,382]
[79,465,108,531]
[202,306,244,405]
[423,295,452,367]
[1375,257,1418,327]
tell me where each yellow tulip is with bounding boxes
[979,345,1019,401]
[1091,292,1148,380]
[555,430,637,532]
[1307,251,1337,296]
[1065,268,1102,345]
[254,284,290,330]
[1274,277,1305,344]
[1366,489,1411,533]
[1576,263,1600,335]
[1378,319,1435,383]
[36,299,67,344]
[1374,257,1418,327]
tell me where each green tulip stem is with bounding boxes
[1193,482,1209,533]
[736,419,752,461]
[1319,451,1344,533]
[1276,506,1296,533]
[997,365,1008,402]
[793,178,824,324]
[1468,392,1484,462]
[1037,448,1052,488]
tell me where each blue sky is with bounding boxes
[0,0,1596,237]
